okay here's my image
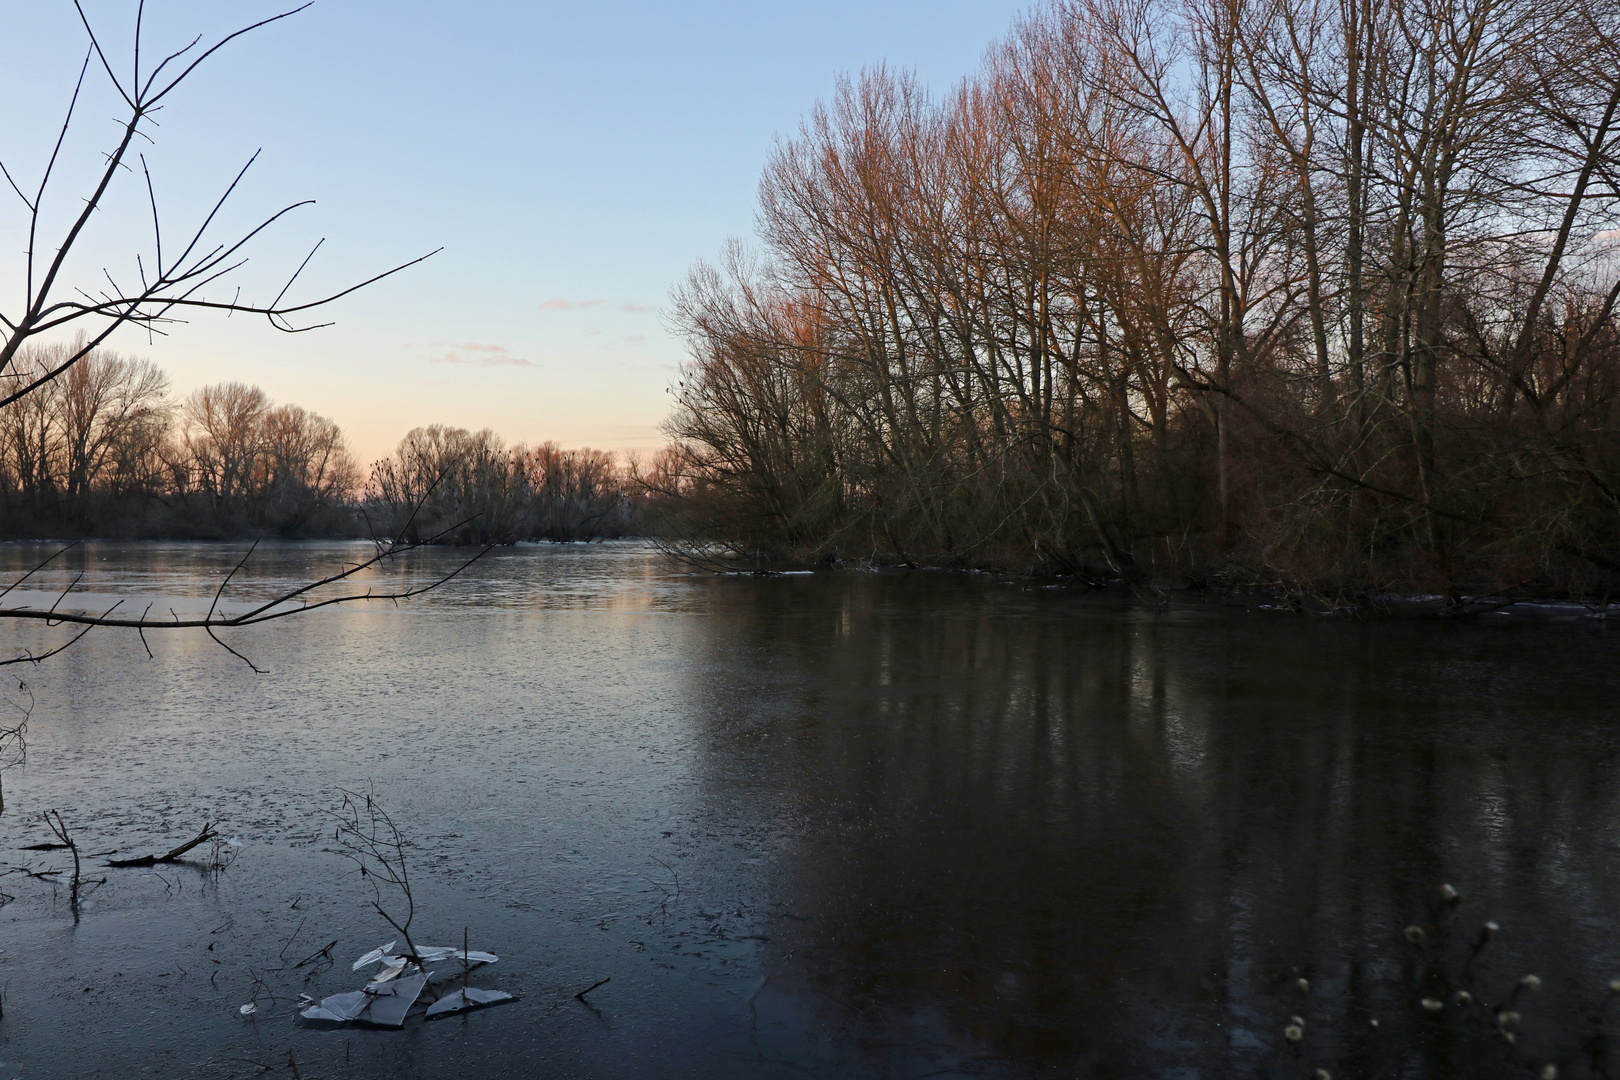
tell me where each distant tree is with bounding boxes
[54,345,170,507]
[162,381,358,536]
[179,382,272,521]
[0,338,170,531]
[522,442,639,541]
[260,403,359,533]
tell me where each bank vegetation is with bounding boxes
[660,0,1620,598]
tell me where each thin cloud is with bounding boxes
[538,298,604,312]
[620,302,655,313]
[432,342,535,368]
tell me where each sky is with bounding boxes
[0,1,1028,466]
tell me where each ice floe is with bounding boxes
[300,940,512,1029]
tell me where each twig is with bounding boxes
[43,809,82,908]
[292,940,336,968]
[323,786,419,959]
[2,520,497,671]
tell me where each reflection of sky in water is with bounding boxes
[0,541,1618,1077]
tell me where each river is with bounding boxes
[0,541,1617,1078]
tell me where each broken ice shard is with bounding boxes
[361,972,428,1028]
[351,941,397,971]
[413,946,498,966]
[299,990,370,1024]
[424,986,515,1018]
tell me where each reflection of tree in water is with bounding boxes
[684,576,1620,1077]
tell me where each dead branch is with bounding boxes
[105,820,218,867]
[324,786,419,961]
[42,809,83,908]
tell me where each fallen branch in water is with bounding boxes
[106,821,218,867]
[575,977,611,1001]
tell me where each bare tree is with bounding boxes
[53,342,170,505]
[367,427,640,543]
[663,0,1620,596]
[178,381,272,517]
[260,403,359,532]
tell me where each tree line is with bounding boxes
[367,426,640,544]
[0,341,643,542]
[661,0,1620,598]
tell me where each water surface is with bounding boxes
[0,542,1617,1078]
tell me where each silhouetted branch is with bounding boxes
[0,524,498,670]
[0,4,435,408]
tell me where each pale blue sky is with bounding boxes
[2,2,1026,464]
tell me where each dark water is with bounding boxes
[1,541,1618,1079]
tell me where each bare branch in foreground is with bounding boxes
[0,522,502,671]
[0,4,437,409]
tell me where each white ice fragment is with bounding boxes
[367,960,408,987]
[300,1005,353,1023]
[413,946,498,966]
[239,1002,258,1015]
[300,989,370,1023]
[424,986,516,1018]
[351,941,397,971]
[299,971,429,1028]
[360,972,427,1028]
[226,837,244,847]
